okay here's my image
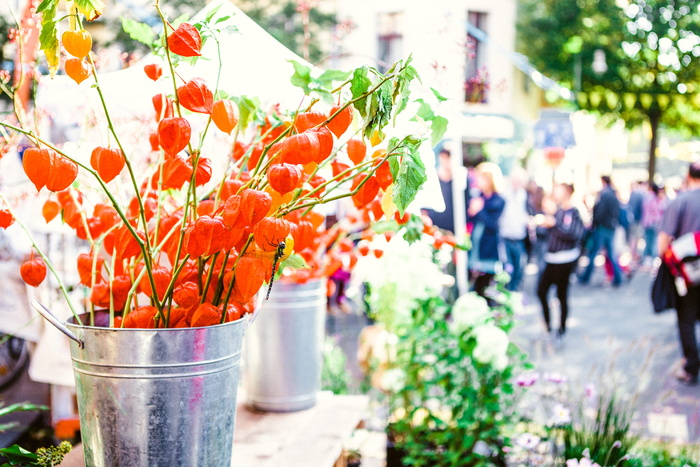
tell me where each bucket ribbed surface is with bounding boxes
[245,279,326,412]
[66,315,246,467]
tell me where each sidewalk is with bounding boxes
[514,263,700,442]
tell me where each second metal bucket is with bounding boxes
[244,279,326,412]
[65,313,246,467]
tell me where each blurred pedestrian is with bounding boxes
[641,182,667,267]
[500,167,531,291]
[467,162,505,303]
[627,180,646,262]
[658,160,700,385]
[423,149,457,233]
[537,184,585,343]
[526,180,548,273]
[578,175,623,286]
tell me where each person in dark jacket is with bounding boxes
[579,175,623,286]
[467,162,505,302]
[658,160,700,385]
[537,184,585,342]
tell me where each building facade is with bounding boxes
[335,0,542,172]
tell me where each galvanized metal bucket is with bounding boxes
[245,279,326,412]
[60,310,246,467]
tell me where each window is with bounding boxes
[465,11,488,103]
[462,142,486,168]
[377,12,403,73]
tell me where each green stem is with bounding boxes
[199,252,219,305]
[0,194,82,325]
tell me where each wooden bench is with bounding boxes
[59,393,369,467]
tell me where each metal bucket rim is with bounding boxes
[65,313,249,332]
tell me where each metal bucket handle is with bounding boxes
[31,300,84,348]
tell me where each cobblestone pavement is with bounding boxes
[514,262,699,442]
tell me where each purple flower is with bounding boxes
[545,372,568,384]
[516,372,540,387]
[584,383,597,399]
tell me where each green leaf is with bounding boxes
[171,13,190,28]
[350,66,372,118]
[387,161,404,190]
[74,0,104,21]
[414,99,434,120]
[430,87,448,102]
[215,15,232,24]
[0,444,38,463]
[430,115,449,147]
[205,3,222,22]
[314,89,334,105]
[38,0,58,76]
[121,18,156,46]
[231,95,260,132]
[316,69,351,85]
[280,254,309,271]
[390,136,428,214]
[362,80,393,139]
[289,60,313,95]
[35,0,55,13]
[0,403,47,417]
[392,60,420,118]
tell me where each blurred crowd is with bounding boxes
[423,150,699,355]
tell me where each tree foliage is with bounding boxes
[235,0,337,64]
[517,0,700,178]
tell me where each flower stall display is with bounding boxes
[353,221,527,466]
[0,0,442,464]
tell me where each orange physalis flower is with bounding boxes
[211,99,238,134]
[327,105,353,137]
[158,117,191,156]
[123,306,158,328]
[294,111,326,132]
[253,217,291,252]
[22,148,78,192]
[20,257,46,287]
[183,215,228,258]
[351,174,380,209]
[144,63,162,81]
[177,78,214,114]
[90,146,125,183]
[346,138,366,165]
[267,163,302,195]
[167,23,202,57]
[152,93,174,122]
[0,208,13,228]
[42,200,60,223]
[190,303,221,327]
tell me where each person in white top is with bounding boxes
[499,168,531,291]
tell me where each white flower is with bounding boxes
[566,458,601,467]
[380,368,406,393]
[352,235,447,332]
[551,403,572,425]
[472,324,509,370]
[450,292,491,333]
[516,433,540,450]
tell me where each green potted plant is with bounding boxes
[355,224,526,466]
